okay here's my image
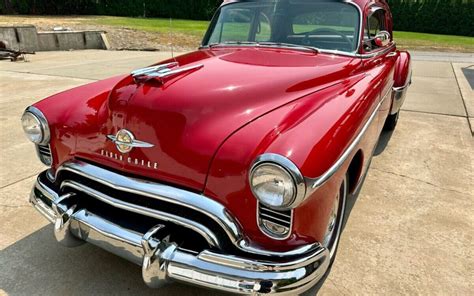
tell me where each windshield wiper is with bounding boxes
[207,41,318,53]
[257,42,319,53]
[208,41,259,48]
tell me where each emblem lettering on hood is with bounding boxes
[107,129,154,154]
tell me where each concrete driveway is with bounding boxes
[1,50,473,295]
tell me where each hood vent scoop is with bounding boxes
[131,62,203,84]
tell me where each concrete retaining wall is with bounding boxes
[0,25,39,51]
[0,26,109,52]
[37,31,108,51]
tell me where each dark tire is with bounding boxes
[300,176,349,295]
[384,112,399,131]
[322,174,348,264]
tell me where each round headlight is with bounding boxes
[21,108,50,144]
[250,163,296,209]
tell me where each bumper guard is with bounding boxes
[30,170,329,295]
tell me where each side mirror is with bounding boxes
[374,31,391,47]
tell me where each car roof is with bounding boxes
[220,0,388,12]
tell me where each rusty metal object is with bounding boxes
[0,40,35,62]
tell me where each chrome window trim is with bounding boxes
[305,84,392,194]
[23,106,50,145]
[356,42,396,58]
[202,0,364,56]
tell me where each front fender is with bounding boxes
[391,50,412,114]
[204,73,378,251]
[32,75,126,171]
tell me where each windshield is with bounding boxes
[203,0,361,53]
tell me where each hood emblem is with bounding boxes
[107,129,154,154]
[131,62,204,84]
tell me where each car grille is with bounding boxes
[257,203,293,239]
[36,144,52,166]
[53,167,234,253]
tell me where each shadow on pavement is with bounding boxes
[374,129,395,156]
[304,129,394,295]
[0,224,227,296]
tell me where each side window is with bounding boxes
[208,8,253,44]
[364,9,386,51]
[255,12,271,42]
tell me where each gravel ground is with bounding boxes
[0,15,201,51]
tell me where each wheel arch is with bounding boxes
[346,149,364,194]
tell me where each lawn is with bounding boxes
[93,16,474,52]
[92,16,210,36]
[393,31,474,52]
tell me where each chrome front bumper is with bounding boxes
[30,166,330,295]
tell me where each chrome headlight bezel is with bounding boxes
[249,154,307,210]
[21,106,50,145]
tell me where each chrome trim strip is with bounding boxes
[201,40,395,60]
[252,88,391,202]
[260,213,291,225]
[61,180,222,249]
[260,207,292,219]
[305,86,392,193]
[35,175,59,201]
[30,188,55,223]
[356,43,396,59]
[237,239,319,258]
[24,106,50,145]
[55,161,242,243]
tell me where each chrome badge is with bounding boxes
[107,129,154,154]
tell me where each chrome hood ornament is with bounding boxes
[107,129,154,154]
[131,62,204,84]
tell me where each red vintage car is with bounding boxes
[22,0,411,294]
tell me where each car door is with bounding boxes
[363,6,397,133]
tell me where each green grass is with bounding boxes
[92,16,474,52]
[92,16,209,36]
[393,31,474,51]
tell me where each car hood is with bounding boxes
[74,48,359,191]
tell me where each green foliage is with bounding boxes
[387,0,474,37]
[1,0,223,20]
[2,0,473,37]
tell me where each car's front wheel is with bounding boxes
[321,174,348,262]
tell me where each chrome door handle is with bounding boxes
[387,52,397,57]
